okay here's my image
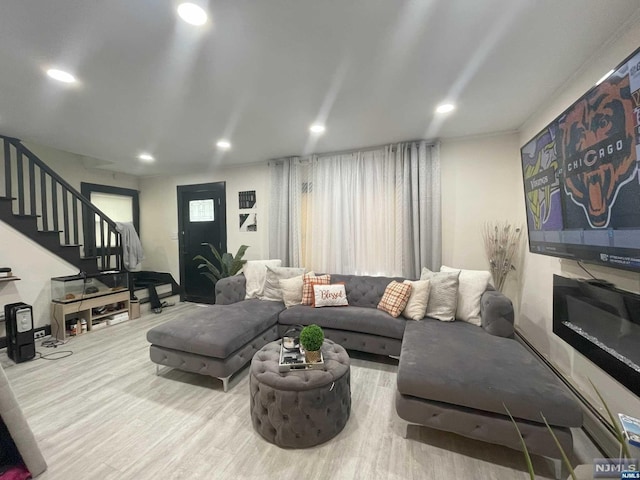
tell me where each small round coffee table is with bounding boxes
[249,339,351,448]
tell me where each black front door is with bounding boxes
[177,182,227,303]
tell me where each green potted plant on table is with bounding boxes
[300,324,324,363]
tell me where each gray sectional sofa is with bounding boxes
[146,272,582,466]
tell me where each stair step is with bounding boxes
[134,283,174,304]
[0,139,109,275]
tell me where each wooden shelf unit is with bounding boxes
[51,290,130,341]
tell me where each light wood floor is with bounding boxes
[2,302,600,480]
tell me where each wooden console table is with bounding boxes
[51,290,130,341]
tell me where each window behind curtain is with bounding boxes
[90,192,133,247]
[81,182,140,252]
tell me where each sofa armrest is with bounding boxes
[215,274,247,304]
[480,290,514,338]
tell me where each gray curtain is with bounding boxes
[268,157,301,266]
[396,141,441,278]
[268,141,440,277]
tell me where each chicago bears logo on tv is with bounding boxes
[557,74,638,228]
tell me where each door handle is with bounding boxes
[201,243,209,246]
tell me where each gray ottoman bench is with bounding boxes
[250,340,351,448]
[147,299,285,391]
[396,320,583,463]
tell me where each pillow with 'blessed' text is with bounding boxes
[313,283,348,307]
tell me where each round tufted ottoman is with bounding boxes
[249,340,351,448]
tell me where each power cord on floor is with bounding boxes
[40,337,69,348]
[35,350,73,360]
[36,337,73,360]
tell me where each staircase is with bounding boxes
[0,135,122,273]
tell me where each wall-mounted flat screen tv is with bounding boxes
[521,45,640,271]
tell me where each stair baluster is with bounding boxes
[0,135,123,273]
[40,166,48,230]
[3,140,10,196]
[16,148,24,215]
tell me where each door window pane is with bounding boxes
[189,199,214,222]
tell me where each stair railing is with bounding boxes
[1,135,122,271]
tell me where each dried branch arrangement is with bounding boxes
[482,221,522,292]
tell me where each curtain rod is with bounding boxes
[268,138,437,164]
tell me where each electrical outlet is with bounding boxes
[34,330,46,339]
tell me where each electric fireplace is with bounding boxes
[553,275,640,396]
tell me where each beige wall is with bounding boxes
[0,222,77,332]
[440,133,525,303]
[440,133,524,266]
[0,143,139,330]
[139,163,270,282]
[518,18,640,418]
[23,142,139,192]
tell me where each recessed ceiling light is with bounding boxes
[596,69,615,86]
[138,153,155,162]
[177,3,208,26]
[435,103,455,114]
[310,124,326,134]
[216,140,231,150]
[46,68,77,84]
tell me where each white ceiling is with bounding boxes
[1,0,639,176]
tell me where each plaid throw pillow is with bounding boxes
[301,273,331,305]
[378,281,413,318]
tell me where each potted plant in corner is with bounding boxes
[193,244,249,289]
[299,324,324,363]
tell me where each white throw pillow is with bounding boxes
[262,266,306,302]
[280,275,304,308]
[402,279,431,320]
[440,265,492,326]
[243,259,282,299]
[420,268,460,322]
[313,284,349,307]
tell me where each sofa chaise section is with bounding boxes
[147,299,285,391]
[396,319,583,460]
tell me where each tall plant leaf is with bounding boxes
[504,403,535,480]
[193,244,249,287]
[193,255,222,279]
[541,413,576,480]
[207,244,225,267]
[230,245,249,275]
[589,379,631,458]
[221,252,234,276]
